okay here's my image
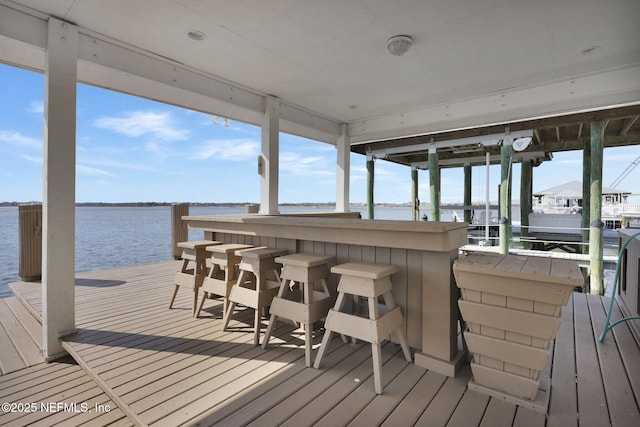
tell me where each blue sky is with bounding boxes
[1,63,639,204]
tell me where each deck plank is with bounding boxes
[0,301,42,367]
[588,296,640,426]
[547,291,578,427]
[381,369,447,426]
[5,261,639,427]
[446,388,490,427]
[312,349,407,427]
[0,316,27,374]
[607,295,640,408]
[478,399,517,427]
[573,292,611,427]
[199,337,361,426]
[0,357,131,427]
[414,366,472,426]
[273,344,401,427]
[346,361,424,426]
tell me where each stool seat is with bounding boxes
[331,262,397,280]
[237,247,289,260]
[224,247,288,345]
[196,243,254,319]
[208,243,254,254]
[178,239,217,250]
[275,253,335,268]
[314,262,411,394]
[169,240,221,316]
[262,253,335,367]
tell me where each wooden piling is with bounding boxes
[499,144,513,254]
[520,160,532,249]
[464,164,472,224]
[19,203,42,281]
[171,203,189,259]
[429,149,440,221]
[589,121,604,295]
[411,168,419,221]
[367,158,374,219]
[581,143,591,254]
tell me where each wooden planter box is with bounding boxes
[454,253,583,413]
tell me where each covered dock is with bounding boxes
[1,1,640,425]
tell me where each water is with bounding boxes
[0,205,617,298]
[0,205,424,296]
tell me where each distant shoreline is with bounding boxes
[0,201,373,208]
[0,201,509,208]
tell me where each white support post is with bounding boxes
[42,17,78,360]
[335,124,350,212]
[260,96,280,215]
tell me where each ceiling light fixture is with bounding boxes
[387,35,412,56]
[186,30,206,41]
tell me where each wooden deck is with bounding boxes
[1,260,639,426]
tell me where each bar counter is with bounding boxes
[184,213,469,377]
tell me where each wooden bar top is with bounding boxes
[184,214,468,252]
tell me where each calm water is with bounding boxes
[0,205,425,295]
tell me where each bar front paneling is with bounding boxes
[186,214,468,377]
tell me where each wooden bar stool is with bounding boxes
[314,262,412,394]
[223,247,289,345]
[195,243,254,319]
[169,240,221,316]
[262,253,335,367]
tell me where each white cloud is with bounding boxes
[26,100,44,114]
[190,139,258,161]
[94,111,189,141]
[81,159,156,172]
[77,164,115,176]
[0,131,41,150]
[281,152,332,176]
[22,154,42,163]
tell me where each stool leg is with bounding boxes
[371,342,384,394]
[313,291,346,369]
[382,291,412,362]
[253,272,264,346]
[192,286,199,317]
[262,277,290,349]
[367,295,385,394]
[168,259,189,309]
[303,279,314,367]
[168,285,179,309]
[195,291,207,318]
[223,270,246,330]
[304,323,313,367]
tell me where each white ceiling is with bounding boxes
[2,0,640,143]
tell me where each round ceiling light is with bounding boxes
[387,35,413,56]
[186,30,206,41]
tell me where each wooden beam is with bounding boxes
[533,129,543,146]
[556,126,561,143]
[620,115,639,136]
